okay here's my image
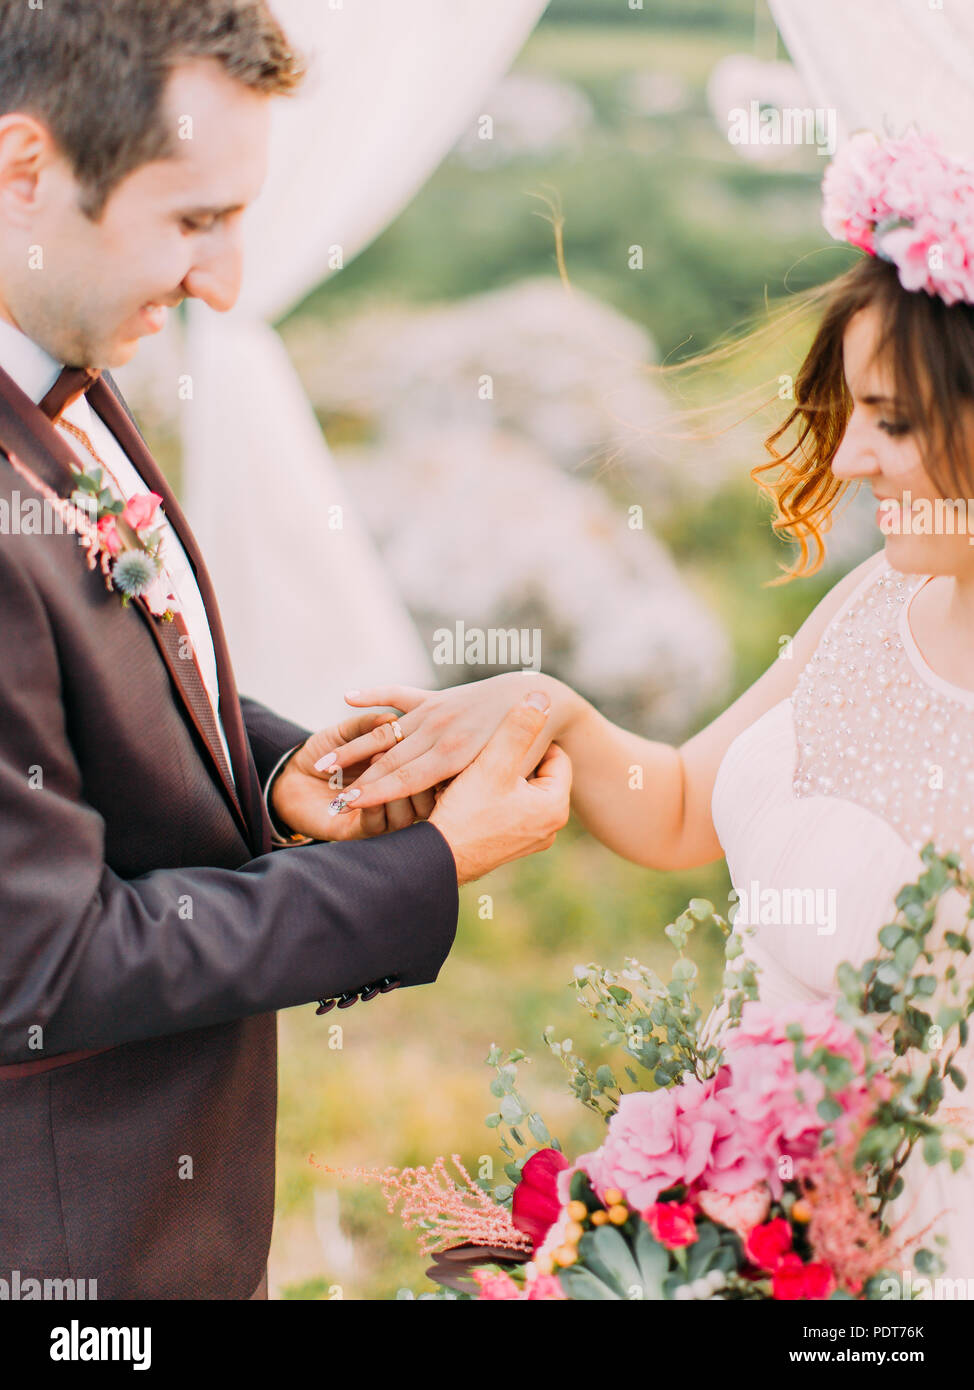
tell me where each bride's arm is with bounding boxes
[325,551,888,866]
[554,549,889,870]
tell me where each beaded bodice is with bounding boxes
[792,561,974,869]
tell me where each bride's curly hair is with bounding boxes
[753,255,974,581]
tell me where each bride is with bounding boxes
[315,129,974,1286]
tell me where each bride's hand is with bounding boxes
[313,672,559,817]
[272,711,436,842]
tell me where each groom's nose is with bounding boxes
[182,231,245,314]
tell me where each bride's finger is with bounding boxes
[314,714,417,775]
[343,685,430,712]
[337,748,447,813]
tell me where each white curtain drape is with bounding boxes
[768,0,974,159]
[177,0,549,729]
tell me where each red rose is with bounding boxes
[511,1148,569,1250]
[772,1255,836,1301]
[745,1217,793,1270]
[644,1201,698,1249]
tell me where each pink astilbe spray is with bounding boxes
[310,1153,533,1258]
[798,1144,942,1293]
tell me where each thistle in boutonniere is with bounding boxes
[5,449,179,620]
[71,464,170,612]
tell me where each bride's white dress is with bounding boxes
[711,555,974,1288]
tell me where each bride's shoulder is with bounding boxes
[791,548,890,656]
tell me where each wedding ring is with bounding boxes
[390,720,405,744]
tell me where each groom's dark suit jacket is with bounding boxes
[0,365,459,1299]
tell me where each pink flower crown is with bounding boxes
[822,128,974,307]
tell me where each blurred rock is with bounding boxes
[285,278,738,502]
[342,426,732,737]
[451,72,594,168]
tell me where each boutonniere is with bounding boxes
[5,451,179,621]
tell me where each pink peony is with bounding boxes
[511,1148,570,1251]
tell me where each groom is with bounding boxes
[0,0,570,1300]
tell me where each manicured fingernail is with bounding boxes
[314,752,337,772]
[337,788,361,812]
[345,689,361,700]
[524,692,550,711]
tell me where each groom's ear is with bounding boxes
[0,113,58,229]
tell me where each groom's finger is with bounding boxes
[302,712,396,769]
[528,741,573,796]
[472,694,552,785]
[336,711,400,745]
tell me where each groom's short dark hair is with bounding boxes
[0,0,304,219]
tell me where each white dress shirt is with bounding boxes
[0,316,235,781]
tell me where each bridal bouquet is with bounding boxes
[317,847,974,1300]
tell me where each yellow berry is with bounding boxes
[534,1252,554,1275]
[567,1200,588,1222]
[564,1221,585,1243]
[553,1244,578,1267]
[604,1188,624,1207]
[590,1210,610,1226]
[608,1204,629,1225]
[792,1200,813,1224]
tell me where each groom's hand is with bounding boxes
[272,713,436,843]
[428,692,572,885]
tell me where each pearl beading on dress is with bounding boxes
[792,564,974,867]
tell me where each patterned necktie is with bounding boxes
[38,366,239,800]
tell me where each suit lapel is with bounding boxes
[0,364,266,855]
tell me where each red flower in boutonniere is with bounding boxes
[4,450,179,620]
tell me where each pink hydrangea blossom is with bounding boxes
[822,128,974,306]
[576,1000,886,1207]
[578,1073,767,1210]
